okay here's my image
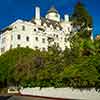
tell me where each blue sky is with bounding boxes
[0,0,100,37]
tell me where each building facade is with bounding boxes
[0,6,72,55]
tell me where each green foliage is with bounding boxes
[0,42,100,90]
[71,2,92,38]
[0,2,100,90]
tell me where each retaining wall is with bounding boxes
[20,87,100,100]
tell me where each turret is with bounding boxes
[45,6,60,22]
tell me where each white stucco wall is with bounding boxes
[0,13,72,55]
[20,87,100,100]
[0,18,71,55]
[0,30,12,54]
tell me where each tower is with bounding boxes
[45,6,60,22]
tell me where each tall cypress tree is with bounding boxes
[71,2,92,38]
[69,2,94,57]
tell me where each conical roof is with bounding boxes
[47,6,58,13]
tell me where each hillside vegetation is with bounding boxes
[0,2,100,90]
[0,40,100,90]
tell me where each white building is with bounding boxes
[0,6,72,55]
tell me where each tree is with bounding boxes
[71,2,92,38]
[0,48,37,87]
[60,56,100,88]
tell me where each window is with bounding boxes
[22,25,25,31]
[55,14,58,17]
[1,47,5,53]
[50,25,53,28]
[35,37,38,41]
[56,27,59,30]
[2,37,6,43]
[43,23,47,27]
[26,36,29,41]
[34,29,36,31]
[35,46,38,50]
[17,44,20,47]
[38,27,45,31]
[10,45,12,49]
[56,35,58,38]
[68,27,70,32]
[17,34,21,40]
[42,47,46,51]
[64,38,67,42]
[26,46,29,48]
[42,38,45,43]
[56,43,59,46]
[54,42,56,46]
[44,33,47,35]
[11,35,13,40]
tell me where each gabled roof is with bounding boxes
[31,17,62,30]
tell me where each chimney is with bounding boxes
[90,33,94,41]
[64,14,69,22]
[35,6,40,20]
